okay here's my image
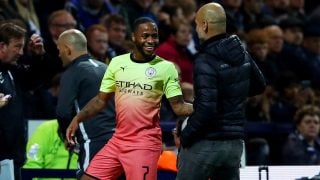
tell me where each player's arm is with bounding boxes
[66,92,113,144]
[168,95,193,116]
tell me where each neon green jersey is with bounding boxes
[23,120,78,180]
[100,53,182,150]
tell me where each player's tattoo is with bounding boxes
[78,96,106,121]
[169,95,193,116]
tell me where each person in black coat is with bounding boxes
[177,2,266,180]
[0,22,47,180]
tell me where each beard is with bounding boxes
[135,43,155,59]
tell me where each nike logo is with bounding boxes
[120,66,126,72]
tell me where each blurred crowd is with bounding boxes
[1,0,320,167]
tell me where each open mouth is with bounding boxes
[144,46,154,52]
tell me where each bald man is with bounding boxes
[177,3,266,180]
[56,29,116,178]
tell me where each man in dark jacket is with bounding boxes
[0,22,47,180]
[56,29,116,178]
[177,2,266,180]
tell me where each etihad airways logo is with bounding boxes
[116,80,153,90]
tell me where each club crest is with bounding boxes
[145,67,156,78]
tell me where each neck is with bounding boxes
[130,53,155,63]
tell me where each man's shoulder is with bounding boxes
[108,53,131,68]
[74,58,106,70]
[153,55,175,66]
[112,53,130,61]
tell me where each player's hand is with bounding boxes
[28,34,45,55]
[66,117,80,145]
[0,93,11,108]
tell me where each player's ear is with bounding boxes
[131,33,135,42]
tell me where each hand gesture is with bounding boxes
[0,93,11,108]
[66,117,80,145]
[28,34,45,55]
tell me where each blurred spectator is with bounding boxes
[279,17,304,46]
[263,24,299,86]
[282,105,320,165]
[245,29,274,122]
[301,19,320,90]
[261,0,290,23]
[0,0,29,32]
[0,22,47,180]
[279,17,309,81]
[156,4,184,43]
[44,10,77,77]
[9,0,40,35]
[174,0,198,54]
[287,0,306,21]
[85,24,110,63]
[0,0,21,20]
[33,0,66,37]
[65,0,111,31]
[105,0,123,14]
[221,0,245,35]
[23,120,78,179]
[175,0,197,24]
[118,0,158,36]
[100,14,128,60]
[155,20,194,102]
[35,73,62,119]
[304,0,320,17]
[264,24,284,55]
[270,72,301,123]
[240,0,265,32]
[47,10,77,45]
[246,28,269,78]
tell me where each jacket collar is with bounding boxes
[68,54,91,67]
[200,33,227,49]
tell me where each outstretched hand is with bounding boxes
[66,117,80,145]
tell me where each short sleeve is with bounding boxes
[100,60,116,93]
[163,63,182,98]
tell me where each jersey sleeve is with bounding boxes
[163,63,182,98]
[100,59,116,93]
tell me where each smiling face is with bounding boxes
[132,22,159,60]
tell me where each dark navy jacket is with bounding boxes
[0,63,26,167]
[56,54,115,144]
[180,34,266,147]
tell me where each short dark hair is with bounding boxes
[132,17,157,33]
[103,14,126,28]
[0,22,26,44]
